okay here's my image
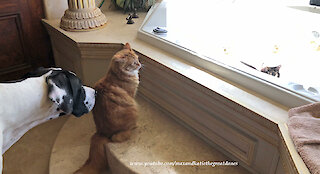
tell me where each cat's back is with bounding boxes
[93,76,136,114]
[92,77,137,134]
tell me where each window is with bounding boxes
[138,0,320,108]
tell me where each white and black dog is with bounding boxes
[0,67,96,172]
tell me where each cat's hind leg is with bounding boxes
[74,133,109,174]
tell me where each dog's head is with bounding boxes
[26,67,96,117]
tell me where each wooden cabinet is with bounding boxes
[0,0,53,81]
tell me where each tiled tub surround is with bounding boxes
[43,10,309,174]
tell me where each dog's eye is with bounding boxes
[85,101,89,104]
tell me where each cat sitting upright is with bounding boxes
[75,43,142,174]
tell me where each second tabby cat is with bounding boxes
[241,61,281,77]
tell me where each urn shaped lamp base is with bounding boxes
[60,0,107,31]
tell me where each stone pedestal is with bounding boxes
[60,0,107,31]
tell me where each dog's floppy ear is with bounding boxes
[64,72,88,117]
[46,70,74,114]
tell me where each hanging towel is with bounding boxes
[288,102,320,174]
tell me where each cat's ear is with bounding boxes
[275,65,281,70]
[123,43,132,50]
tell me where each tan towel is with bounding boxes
[288,102,320,174]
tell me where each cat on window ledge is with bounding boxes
[241,61,281,78]
[75,43,142,174]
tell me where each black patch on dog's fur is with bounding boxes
[59,112,66,117]
[1,67,55,83]
[23,67,52,78]
[1,78,27,83]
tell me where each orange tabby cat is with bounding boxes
[75,43,141,174]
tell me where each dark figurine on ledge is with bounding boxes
[132,8,139,18]
[126,14,134,24]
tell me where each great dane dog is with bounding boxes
[0,67,96,172]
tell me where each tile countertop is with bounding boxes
[42,10,309,173]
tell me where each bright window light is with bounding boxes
[139,0,320,107]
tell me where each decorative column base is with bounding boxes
[60,0,107,31]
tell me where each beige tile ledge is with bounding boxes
[42,11,147,44]
[49,95,249,174]
[42,10,309,173]
[278,123,309,172]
